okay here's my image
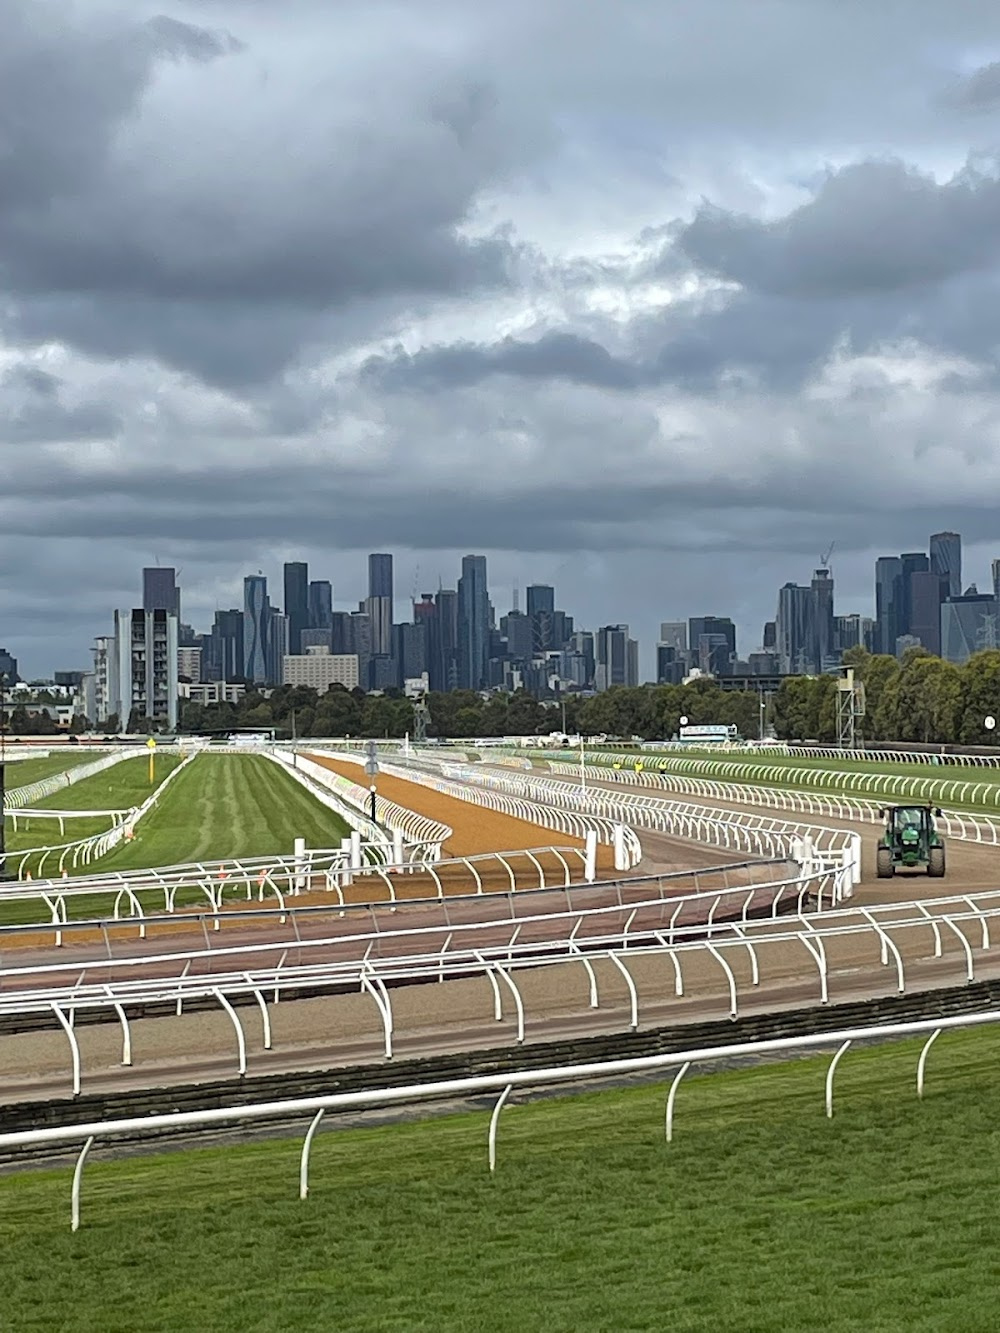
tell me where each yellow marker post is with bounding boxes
[147,736,157,784]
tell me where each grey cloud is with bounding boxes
[945,60,1000,110]
[145,15,245,62]
[0,365,121,443]
[675,158,1000,297]
[0,2,526,385]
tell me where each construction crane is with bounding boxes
[820,542,835,570]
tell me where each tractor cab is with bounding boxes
[876,804,946,878]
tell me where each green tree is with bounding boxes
[958,650,1000,743]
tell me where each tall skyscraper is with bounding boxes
[930,532,962,599]
[899,552,930,643]
[659,623,688,654]
[874,556,902,656]
[204,609,244,681]
[243,575,269,684]
[267,611,288,685]
[433,588,459,692]
[308,580,333,630]
[142,567,180,619]
[526,585,555,617]
[283,561,309,656]
[811,567,835,669]
[595,625,639,690]
[776,583,813,674]
[458,555,490,690]
[367,554,393,657]
[908,571,947,656]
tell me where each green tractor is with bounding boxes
[876,804,946,878]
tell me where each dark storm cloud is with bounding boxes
[0,1,524,386]
[675,158,1000,297]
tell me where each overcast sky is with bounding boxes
[5,0,1000,678]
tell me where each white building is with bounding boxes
[112,609,179,731]
[283,646,360,692]
[179,681,247,706]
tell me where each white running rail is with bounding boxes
[4,1008,1000,1229]
[5,750,143,810]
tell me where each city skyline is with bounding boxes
[8,529,1000,682]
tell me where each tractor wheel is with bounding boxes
[927,846,946,878]
[876,846,895,879]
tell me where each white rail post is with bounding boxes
[350,831,362,872]
[340,836,353,886]
[293,837,306,895]
[393,829,404,869]
[584,830,598,883]
[613,823,627,872]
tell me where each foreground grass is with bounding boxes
[3,1028,1000,1331]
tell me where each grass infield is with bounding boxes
[2,749,100,789]
[1,1028,998,1331]
[1,754,353,924]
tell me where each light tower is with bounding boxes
[836,666,866,750]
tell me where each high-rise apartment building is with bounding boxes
[112,608,179,731]
[142,567,180,620]
[204,609,243,682]
[243,575,269,684]
[367,554,393,658]
[811,567,835,669]
[458,556,490,690]
[283,561,309,656]
[930,532,962,599]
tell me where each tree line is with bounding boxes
[771,646,1000,745]
[175,677,765,741]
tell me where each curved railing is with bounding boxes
[543,759,1000,846]
[293,752,451,850]
[5,750,147,810]
[6,753,198,879]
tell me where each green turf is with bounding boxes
[521,748,1000,814]
[1,754,353,924]
[5,754,186,878]
[3,1028,999,1331]
[2,749,100,789]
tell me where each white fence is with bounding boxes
[5,750,143,810]
[543,759,1000,848]
[286,751,451,851]
[558,750,1000,809]
[0,839,597,935]
[409,759,860,898]
[353,753,644,871]
[4,752,197,880]
[4,1007,998,1229]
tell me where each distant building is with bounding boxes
[177,646,203,683]
[308,580,333,630]
[0,648,18,683]
[282,648,360,692]
[595,625,639,690]
[367,554,393,658]
[283,561,309,656]
[941,594,999,664]
[458,555,490,690]
[243,575,270,684]
[142,567,180,619]
[930,532,962,600]
[112,608,179,731]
